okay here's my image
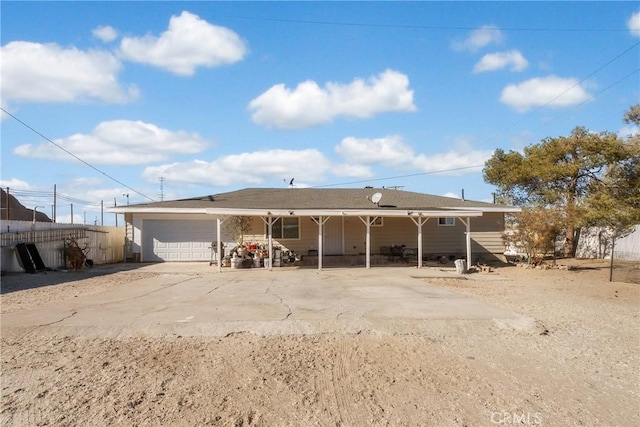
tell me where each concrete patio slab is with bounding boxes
[2,265,530,337]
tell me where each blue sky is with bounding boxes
[2,1,639,225]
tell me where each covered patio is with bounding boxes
[206,208,484,272]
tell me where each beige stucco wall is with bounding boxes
[242,212,505,259]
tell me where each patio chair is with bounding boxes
[380,246,392,262]
[400,247,417,264]
[390,245,404,263]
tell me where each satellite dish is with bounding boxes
[371,192,382,205]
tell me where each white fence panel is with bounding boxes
[575,225,639,261]
[615,225,640,261]
[1,220,125,273]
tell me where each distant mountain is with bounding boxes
[0,188,52,222]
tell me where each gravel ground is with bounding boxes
[1,259,638,426]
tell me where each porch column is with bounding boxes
[466,217,472,269]
[261,215,278,271]
[410,216,429,269]
[311,216,330,270]
[458,217,472,269]
[357,216,373,269]
[318,216,324,270]
[216,217,222,273]
[268,217,273,271]
[366,216,371,269]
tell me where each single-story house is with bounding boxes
[109,187,520,270]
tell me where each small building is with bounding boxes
[110,187,519,270]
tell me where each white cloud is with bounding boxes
[0,178,31,190]
[13,120,209,165]
[452,25,504,52]
[93,25,118,42]
[473,50,528,73]
[331,163,375,179]
[1,41,138,104]
[628,11,640,36]
[249,70,416,129]
[142,149,332,186]
[335,135,490,176]
[119,11,247,76]
[335,136,413,167]
[411,149,491,175]
[500,75,592,112]
[140,133,490,189]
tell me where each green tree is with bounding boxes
[224,216,252,246]
[505,206,563,265]
[484,125,636,257]
[623,103,640,126]
[583,105,640,230]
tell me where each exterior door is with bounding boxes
[323,217,344,255]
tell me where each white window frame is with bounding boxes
[370,216,383,227]
[438,217,455,226]
[267,217,300,239]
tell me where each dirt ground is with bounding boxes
[1,259,638,426]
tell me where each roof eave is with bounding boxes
[204,208,485,217]
[108,207,209,214]
[454,206,521,213]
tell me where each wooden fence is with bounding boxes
[1,221,125,273]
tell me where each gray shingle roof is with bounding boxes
[130,188,509,210]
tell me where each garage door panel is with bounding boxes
[144,219,218,262]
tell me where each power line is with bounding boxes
[481,40,640,147]
[541,67,640,127]
[1,107,155,202]
[313,165,485,189]
[309,44,639,191]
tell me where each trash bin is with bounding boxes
[454,259,467,274]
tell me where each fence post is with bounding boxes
[609,234,615,282]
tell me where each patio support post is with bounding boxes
[311,216,331,271]
[260,215,277,271]
[318,215,323,270]
[357,216,373,269]
[268,217,273,271]
[214,216,228,272]
[458,217,472,269]
[216,217,222,273]
[366,216,371,269]
[410,216,429,268]
[466,217,472,269]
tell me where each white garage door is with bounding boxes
[143,220,217,262]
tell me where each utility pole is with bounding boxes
[101,200,104,226]
[53,184,57,223]
[123,193,130,205]
[5,187,9,220]
[114,198,118,227]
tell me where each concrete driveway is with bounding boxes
[2,264,531,337]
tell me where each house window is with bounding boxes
[269,217,300,239]
[438,217,455,226]
[371,216,383,227]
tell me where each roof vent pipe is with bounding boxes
[461,189,465,202]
